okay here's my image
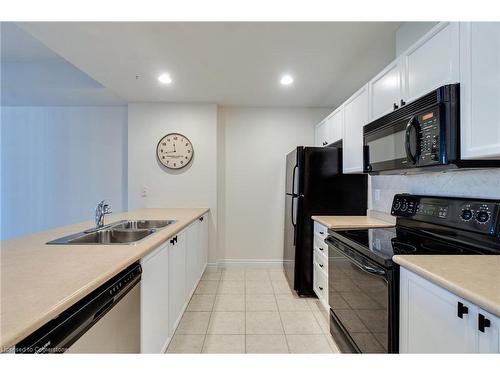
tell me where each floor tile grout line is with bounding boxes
[200,278,219,353]
[271,273,291,353]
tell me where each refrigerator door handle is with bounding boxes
[291,164,298,196]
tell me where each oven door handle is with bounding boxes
[405,116,419,165]
[326,238,386,277]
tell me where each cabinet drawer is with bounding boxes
[313,261,328,301]
[314,222,328,238]
[314,248,328,274]
[313,234,328,254]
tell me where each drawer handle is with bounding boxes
[457,302,469,319]
[478,313,491,333]
[319,231,324,235]
[318,286,323,291]
[319,247,324,252]
[319,264,324,268]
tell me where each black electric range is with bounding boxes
[326,194,500,354]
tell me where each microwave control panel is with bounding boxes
[416,107,442,166]
[391,194,500,235]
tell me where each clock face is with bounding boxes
[156,133,194,169]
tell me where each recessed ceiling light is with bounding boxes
[158,73,172,84]
[280,74,294,86]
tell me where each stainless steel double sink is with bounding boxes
[47,220,176,245]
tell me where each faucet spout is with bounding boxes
[95,200,112,228]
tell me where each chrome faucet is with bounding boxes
[95,200,112,228]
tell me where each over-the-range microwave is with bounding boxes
[363,84,500,174]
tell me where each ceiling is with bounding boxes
[1,23,126,106]
[15,22,402,108]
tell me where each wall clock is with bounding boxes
[156,133,194,169]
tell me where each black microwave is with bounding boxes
[363,84,500,174]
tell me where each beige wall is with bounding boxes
[127,103,219,263]
[217,107,330,264]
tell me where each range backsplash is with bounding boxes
[370,169,500,213]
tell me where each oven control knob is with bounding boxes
[460,209,473,221]
[400,202,408,212]
[393,201,401,211]
[476,211,490,223]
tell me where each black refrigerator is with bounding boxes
[283,145,367,296]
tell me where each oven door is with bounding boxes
[326,236,393,353]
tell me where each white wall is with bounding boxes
[127,103,218,262]
[218,107,330,263]
[1,106,128,239]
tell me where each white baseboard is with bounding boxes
[207,259,283,270]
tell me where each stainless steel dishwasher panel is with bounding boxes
[66,283,140,353]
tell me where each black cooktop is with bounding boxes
[329,225,500,268]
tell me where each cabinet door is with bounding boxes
[315,120,328,146]
[460,22,500,159]
[477,309,500,353]
[400,268,477,353]
[403,22,459,104]
[327,107,344,144]
[140,243,170,353]
[185,222,199,297]
[168,232,187,335]
[198,215,209,276]
[369,59,403,120]
[343,85,369,173]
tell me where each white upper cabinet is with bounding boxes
[315,107,344,147]
[460,22,500,159]
[402,22,459,104]
[343,84,369,173]
[327,107,344,145]
[314,120,328,147]
[369,59,403,121]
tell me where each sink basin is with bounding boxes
[46,218,176,245]
[111,219,176,230]
[65,229,155,244]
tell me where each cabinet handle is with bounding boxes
[318,286,324,291]
[170,238,175,245]
[400,99,406,107]
[199,216,204,222]
[319,264,324,268]
[457,302,469,318]
[319,231,324,235]
[393,103,399,110]
[478,313,491,333]
[319,247,324,252]
[322,141,328,146]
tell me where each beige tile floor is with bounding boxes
[166,267,340,353]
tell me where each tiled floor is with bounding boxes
[166,267,340,353]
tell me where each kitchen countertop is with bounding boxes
[0,207,209,350]
[394,255,500,317]
[311,215,394,230]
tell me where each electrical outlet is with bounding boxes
[374,189,381,202]
[141,186,148,198]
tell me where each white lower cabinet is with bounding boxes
[168,231,187,336]
[140,214,209,353]
[400,267,499,353]
[140,242,170,353]
[186,215,209,298]
[312,220,329,309]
